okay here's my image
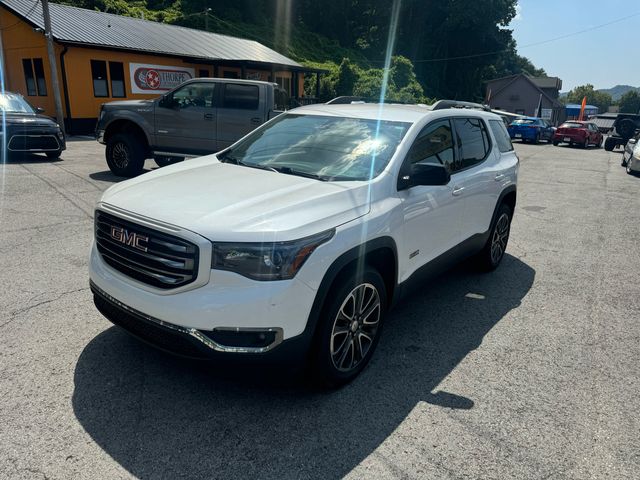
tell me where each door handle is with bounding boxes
[250,117,261,125]
[494,173,505,181]
[203,113,214,120]
[452,186,465,196]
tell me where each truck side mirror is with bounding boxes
[35,107,45,114]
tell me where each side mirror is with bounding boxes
[35,107,45,114]
[628,138,637,145]
[398,163,450,190]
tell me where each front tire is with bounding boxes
[106,133,146,177]
[310,267,387,388]
[475,203,512,271]
[46,150,62,159]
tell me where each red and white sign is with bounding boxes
[129,63,194,94]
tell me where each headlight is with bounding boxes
[212,229,335,281]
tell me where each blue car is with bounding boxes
[507,117,555,144]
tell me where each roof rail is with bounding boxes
[325,96,411,105]
[431,100,491,112]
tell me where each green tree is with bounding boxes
[335,58,359,96]
[565,84,612,113]
[618,90,640,114]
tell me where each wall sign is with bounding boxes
[129,63,194,94]
[541,108,553,120]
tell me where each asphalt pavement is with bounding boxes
[0,138,638,479]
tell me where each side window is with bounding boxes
[405,119,456,173]
[453,118,491,169]
[91,60,109,97]
[489,119,514,153]
[223,84,259,110]
[171,83,215,109]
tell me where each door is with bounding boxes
[216,83,265,150]
[154,82,217,153]
[399,119,463,280]
[452,117,501,240]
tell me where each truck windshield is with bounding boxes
[218,113,411,181]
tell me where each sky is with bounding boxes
[510,0,638,91]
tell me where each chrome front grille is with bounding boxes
[95,210,199,289]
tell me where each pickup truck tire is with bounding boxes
[310,267,387,388]
[106,133,145,177]
[475,203,512,271]
[154,156,185,168]
[604,137,616,151]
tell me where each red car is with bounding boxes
[553,121,603,148]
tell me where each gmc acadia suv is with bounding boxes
[89,103,518,387]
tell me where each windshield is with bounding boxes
[511,119,535,125]
[218,113,411,181]
[560,122,585,128]
[0,93,35,114]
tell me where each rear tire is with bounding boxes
[533,133,540,145]
[154,156,185,168]
[474,203,512,272]
[604,137,616,152]
[582,138,589,148]
[310,267,387,388]
[552,141,559,146]
[105,133,146,177]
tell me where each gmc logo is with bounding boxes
[110,226,149,252]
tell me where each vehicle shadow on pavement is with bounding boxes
[2,153,63,163]
[89,170,133,183]
[72,254,534,479]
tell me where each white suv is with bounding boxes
[89,103,518,386]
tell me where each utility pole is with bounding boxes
[41,0,65,134]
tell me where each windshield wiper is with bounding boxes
[219,152,278,173]
[269,166,328,182]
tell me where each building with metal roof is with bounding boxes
[0,0,323,133]
[485,74,565,125]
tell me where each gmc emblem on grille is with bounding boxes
[110,226,149,252]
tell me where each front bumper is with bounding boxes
[4,126,65,153]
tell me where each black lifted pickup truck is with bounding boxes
[96,78,290,177]
[604,113,640,151]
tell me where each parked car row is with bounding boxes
[507,117,604,148]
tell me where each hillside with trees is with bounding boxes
[54,0,546,103]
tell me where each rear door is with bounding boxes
[154,82,217,154]
[451,117,501,240]
[216,83,265,150]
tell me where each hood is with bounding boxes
[100,156,372,242]
[1,113,59,128]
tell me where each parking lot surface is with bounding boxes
[1,139,639,479]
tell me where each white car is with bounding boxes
[622,137,640,175]
[89,103,519,387]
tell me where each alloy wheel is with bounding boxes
[490,213,510,264]
[330,283,381,372]
[112,142,130,169]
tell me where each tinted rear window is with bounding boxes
[454,118,490,169]
[489,120,514,153]
[223,84,259,110]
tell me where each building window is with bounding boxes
[91,60,109,97]
[223,70,239,79]
[275,76,291,95]
[22,58,47,96]
[108,62,125,98]
[199,69,209,78]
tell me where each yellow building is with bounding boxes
[0,0,321,133]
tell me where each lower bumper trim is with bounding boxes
[90,281,283,356]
